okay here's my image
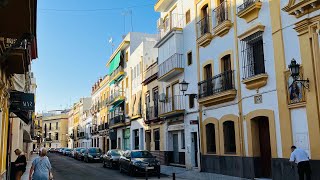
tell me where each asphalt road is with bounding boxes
[48,153,167,180]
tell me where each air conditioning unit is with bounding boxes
[157,18,164,29]
[159,93,166,102]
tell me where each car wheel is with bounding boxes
[119,164,122,173]
[110,161,113,169]
[129,166,135,177]
[103,161,106,168]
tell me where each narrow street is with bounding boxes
[48,153,168,180]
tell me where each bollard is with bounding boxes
[145,167,148,180]
[172,173,175,180]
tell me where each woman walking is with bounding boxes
[14,149,27,180]
[29,148,53,180]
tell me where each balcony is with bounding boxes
[198,70,237,107]
[109,115,125,127]
[91,127,99,135]
[142,62,158,85]
[212,1,232,37]
[196,16,213,47]
[108,91,125,105]
[158,53,184,81]
[159,95,186,118]
[157,14,184,43]
[45,137,52,142]
[78,132,85,139]
[155,0,175,12]
[109,66,125,85]
[237,0,262,23]
[145,105,160,124]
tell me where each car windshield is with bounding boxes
[89,148,101,153]
[66,149,71,151]
[110,150,122,156]
[131,151,154,158]
[80,149,86,153]
[76,149,81,152]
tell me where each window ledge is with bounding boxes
[242,74,268,90]
[213,20,232,37]
[198,89,237,107]
[196,33,213,47]
[237,1,262,23]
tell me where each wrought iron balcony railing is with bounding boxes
[110,66,124,81]
[237,0,258,13]
[198,70,235,99]
[158,53,184,79]
[146,105,159,120]
[158,14,184,40]
[159,95,186,115]
[212,1,229,28]
[143,62,158,85]
[197,16,211,39]
[109,115,125,126]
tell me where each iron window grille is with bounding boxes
[212,0,229,28]
[197,15,211,39]
[241,31,265,79]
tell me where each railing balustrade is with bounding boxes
[198,70,235,99]
[158,53,184,78]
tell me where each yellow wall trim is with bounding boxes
[202,117,220,155]
[282,0,320,18]
[213,20,232,37]
[198,89,237,107]
[219,114,241,156]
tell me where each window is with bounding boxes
[223,121,236,154]
[189,95,195,109]
[204,64,212,80]
[48,133,51,139]
[241,32,265,79]
[134,129,139,150]
[49,123,51,130]
[187,51,192,66]
[186,10,191,24]
[55,133,59,140]
[97,138,100,147]
[118,138,121,149]
[56,122,58,130]
[222,55,231,72]
[154,129,160,150]
[181,131,185,149]
[206,123,216,153]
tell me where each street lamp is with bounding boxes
[288,58,309,90]
[179,79,197,99]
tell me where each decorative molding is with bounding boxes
[197,33,213,47]
[242,74,268,90]
[294,15,320,35]
[237,1,262,23]
[213,20,232,37]
[238,24,265,40]
[282,0,320,18]
[198,89,237,107]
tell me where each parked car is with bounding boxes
[63,148,72,156]
[83,147,102,163]
[73,148,84,159]
[102,149,123,168]
[77,148,87,161]
[119,150,160,177]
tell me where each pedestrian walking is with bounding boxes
[29,148,54,180]
[289,146,311,180]
[14,149,27,180]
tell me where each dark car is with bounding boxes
[102,149,123,169]
[119,150,160,177]
[83,148,102,163]
[63,148,72,156]
[77,148,87,161]
[73,148,85,159]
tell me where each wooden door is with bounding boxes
[258,117,271,178]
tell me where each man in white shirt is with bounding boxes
[289,146,311,180]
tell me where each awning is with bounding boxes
[109,100,124,112]
[108,52,121,75]
[23,129,33,143]
[108,75,124,86]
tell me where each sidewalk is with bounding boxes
[160,165,248,180]
[22,153,38,180]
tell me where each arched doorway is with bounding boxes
[251,116,272,178]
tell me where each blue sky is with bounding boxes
[33,0,158,113]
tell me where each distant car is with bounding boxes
[119,150,160,177]
[102,149,123,169]
[77,149,87,161]
[63,148,72,156]
[83,147,102,163]
[73,148,84,159]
